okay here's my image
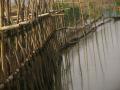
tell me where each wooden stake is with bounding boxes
[0,0,5,81]
[0,0,4,26]
[6,0,10,25]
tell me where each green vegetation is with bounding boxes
[53,3,80,26]
[105,1,120,17]
[113,1,120,16]
[114,1,120,6]
[64,7,80,26]
[88,2,102,19]
[53,2,102,26]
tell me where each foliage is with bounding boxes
[53,3,70,9]
[104,1,120,17]
[114,1,120,6]
[64,7,80,26]
[88,2,102,19]
[53,3,80,26]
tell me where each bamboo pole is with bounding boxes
[0,0,5,81]
[17,0,21,23]
[6,0,10,25]
[0,0,4,26]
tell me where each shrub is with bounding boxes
[53,3,80,26]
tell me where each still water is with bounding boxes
[62,19,120,90]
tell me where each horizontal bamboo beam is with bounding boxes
[0,13,50,31]
[0,10,64,31]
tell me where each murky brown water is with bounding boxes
[62,19,120,90]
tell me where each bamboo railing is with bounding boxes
[0,0,118,90]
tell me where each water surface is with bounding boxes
[62,19,120,90]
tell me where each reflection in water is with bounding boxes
[62,20,120,90]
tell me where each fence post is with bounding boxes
[0,0,4,26]
[0,0,6,81]
[6,0,10,25]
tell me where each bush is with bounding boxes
[64,7,80,26]
[53,3,80,26]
